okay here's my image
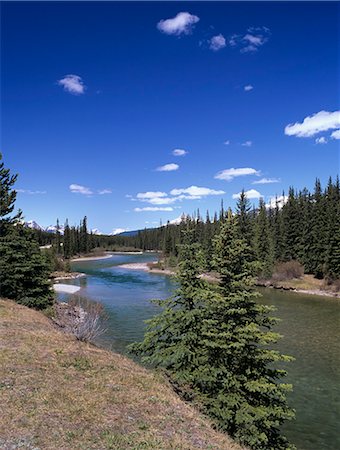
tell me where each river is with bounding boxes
[56,252,340,450]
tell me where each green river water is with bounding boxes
[56,253,340,450]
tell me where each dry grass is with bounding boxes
[0,299,244,450]
[273,274,323,291]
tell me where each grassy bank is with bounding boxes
[0,299,243,450]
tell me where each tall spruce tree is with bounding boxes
[130,229,208,389]
[0,153,21,235]
[254,198,274,277]
[235,189,253,248]
[201,211,295,449]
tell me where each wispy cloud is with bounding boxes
[172,148,188,156]
[134,186,225,206]
[244,84,253,92]
[232,189,262,200]
[170,186,225,197]
[224,140,230,145]
[16,189,47,195]
[134,207,174,212]
[98,189,112,195]
[209,34,226,51]
[241,140,252,147]
[69,184,93,195]
[285,110,340,138]
[315,137,327,145]
[331,129,340,140]
[252,177,281,185]
[157,12,199,36]
[137,191,167,199]
[57,74,86,95]
[230,27,270,53]
[215,167,260,181]
[156,163,179,172]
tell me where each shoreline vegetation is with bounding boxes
[0,298,243,450]
[117,261,340,299]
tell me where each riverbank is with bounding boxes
[71,253,114,262]
[52,271,86,281]
[0,298,243,450]
[118,262,340,298]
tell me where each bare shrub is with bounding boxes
[272,260,304,281]
[55,296,106,343]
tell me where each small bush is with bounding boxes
[272,260,304,281]
[55,297,106,343]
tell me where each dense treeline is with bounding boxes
[114,177,340,281]
[30,176,340,281]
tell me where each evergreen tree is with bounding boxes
[80,215,89,253]
[325,201,340,279]
[0,153,21,235]
[130,230,208,389]
[55,218,61,254]
[235,189,253,248]
[254,198,274,277]
[0,227,53,309]
[200,212,295,449]
[0,153,53,309]
[63,219,71,259]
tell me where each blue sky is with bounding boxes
[1,1,339,234]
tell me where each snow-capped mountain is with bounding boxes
[24,220,44,231]
[46,225,64,235]
[91,228,102,235]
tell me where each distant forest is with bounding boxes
[33,177,340,281]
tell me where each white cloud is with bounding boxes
[98,189,112,195]
[209,34,226,51]
[157,12,199,36]
[69,184,93,195]
[232,189,262,200]
[134,186,224,206]
[134,207,174,212]
[331,129,340,140]
[215,167,260,181]
[230,27,270,53]
[170,185,225,197]
[16,189,47,195]
[146,197,177,205]
[244,85,253,92]
[241,27,270,53]
[111,228,129,235]
[252,177,281,185]
[136,191,167,199]
[57,74,86,95]
[224,140,230,145]
[156,163,179,172]
[241,140,252,147]
[172,148,188,156]
[265,195,289,210]
[285,110,340,138]
[315,137,327,145]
